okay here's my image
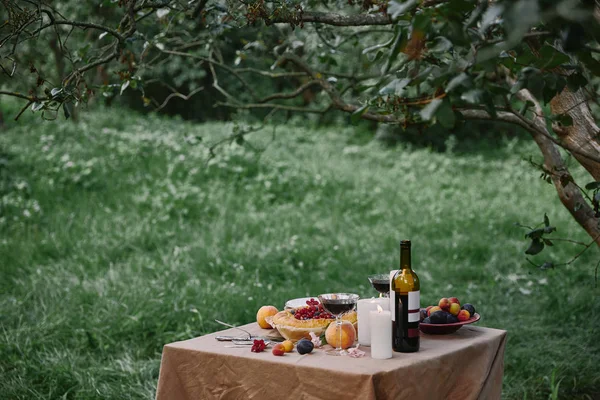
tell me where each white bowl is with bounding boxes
[284,297,319,310]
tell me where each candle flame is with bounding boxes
[377,305,383,313]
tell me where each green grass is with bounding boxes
[1,107,599,399]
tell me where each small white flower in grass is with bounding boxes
[23,209,31,218]
[519,288,532,295]
[538,278,548,285]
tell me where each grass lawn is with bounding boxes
[1,107,599,399]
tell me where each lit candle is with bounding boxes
[370,305,393,359]
[357,298,389,346]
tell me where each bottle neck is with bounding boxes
[400,244,411,270]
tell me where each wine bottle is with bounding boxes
[392,240,420,352]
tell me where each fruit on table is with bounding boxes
[296,339,314,355]
[420,309,428,321]
[281,340,294,353]
[429,311,447,324]
[462,303,476,316]
[457,309,470,322]
[268,304,358,342]
[438,298,451,311]
[428,306,442,316]
[448,303,461,316]
[421,299,477,325]
[293,299,335,320]
[272,343,286,356]
[257,305,279,329]
[325,320,356,349]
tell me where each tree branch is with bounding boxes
[271,11,392,26]
[258,81,320,103]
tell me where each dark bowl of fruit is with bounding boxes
[419,299,480,335]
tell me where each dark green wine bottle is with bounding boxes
[391,240,420,352]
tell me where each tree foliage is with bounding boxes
[2,0,600,265]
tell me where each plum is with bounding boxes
[446,315,459,324]
[429,311,447,324]
[462,303,476,316]
[297,339,314,355]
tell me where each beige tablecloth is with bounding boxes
[156,323,506,400]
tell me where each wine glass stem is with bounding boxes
[336,316,342,351]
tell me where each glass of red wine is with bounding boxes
[368,274,390,298]
[318,293,359,356]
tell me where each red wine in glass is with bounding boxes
[317,293,359,356]
[368,274,390,297]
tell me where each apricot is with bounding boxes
[438,298,450,311]
[325,321,356,350]
[448,297,460,306]
[428,306,442,316]
[425,305,434,314]
[449,303,461,316]
[272,343,285,356]
[281,340,294,353]
[256,305,279,329]
[457,309,470,322]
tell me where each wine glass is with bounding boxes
[368,274,390,298]
[318,293,359,356]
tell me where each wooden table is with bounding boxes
[156,323,506,400]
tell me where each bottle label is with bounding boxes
[407,290,420,323]
[390,270,398,321]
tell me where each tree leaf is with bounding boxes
[388,0,418,19]
[554,114,573,127]
[543,239,554,246]
[120,80,130,95]
[50,88,62,98]
[585,181,600,190]
[479,4,504,34]
[540,261,554,270]
[429,37,453,54]
[460,89,483,104]
[535,45,570,69]
[525,238,544,255]
[379,78,410,95]
[351,105,369,125]
[419,98,442,121]
[31,102,44,112]
[63,102,72,120]
[525,228,545,239]
[436,100,456,129]
[544,213,550,227]
[446,73,470,92]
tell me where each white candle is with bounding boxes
[370,305,393,359]
[357,298,389,346]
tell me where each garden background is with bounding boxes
[2,1,600,399]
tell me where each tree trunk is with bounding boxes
[49,36,79,121]
[518,88,600,246]
[550,88,600,181]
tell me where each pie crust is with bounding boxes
[266,309,358,342]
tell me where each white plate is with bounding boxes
[284,297,319,310]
